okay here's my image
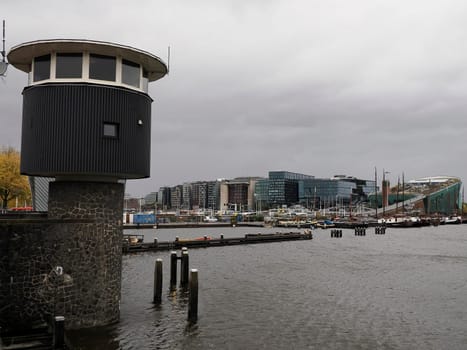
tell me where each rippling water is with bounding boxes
[68,225,467,349]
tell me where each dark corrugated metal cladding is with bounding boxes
[20,83,153,179]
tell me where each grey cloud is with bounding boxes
[2,0,467,195]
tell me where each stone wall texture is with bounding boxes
[0,181,124,330]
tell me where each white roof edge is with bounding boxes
[7,39,168,82]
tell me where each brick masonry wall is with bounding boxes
[0,181,124,330]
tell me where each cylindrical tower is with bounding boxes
[7,39,167,328]
[8,39,167,179]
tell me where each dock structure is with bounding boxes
[123,231,313,253]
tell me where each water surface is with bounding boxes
[69,225,467,349]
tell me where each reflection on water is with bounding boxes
[68,226,467,349]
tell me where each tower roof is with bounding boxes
[7,39,168,81]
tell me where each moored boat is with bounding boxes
[442,215,462,225]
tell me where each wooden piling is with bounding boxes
[375,225,386,235]
[181,250,189,286]
[355,227,366,236]
[188,269,199,323]
[153,259,163,304]
[170,251,178,287]
[53,316,65,349]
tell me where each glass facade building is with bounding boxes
[299,179,356,207]
[254,173,376,209]
[299,177,376,208]
[255,179,269,202]
[266,171,315,207]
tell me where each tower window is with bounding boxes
[33,54,51,82]
[89,54,116,81]
[103,123,119,138]
[142,69,149,92]
[56,53,82,78]
[122,59,140,88]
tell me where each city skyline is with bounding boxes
[128,169,455,199]
[2,1,467,197]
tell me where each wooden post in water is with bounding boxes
[153,259,163,304]
[170,251,178,287]
[180,250,189,286]
[188,269,199,323]
[53,316,65,349]
[180,248,186,285]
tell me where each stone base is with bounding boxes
[48,181,124,329]
[0,181,124,330]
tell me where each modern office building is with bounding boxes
[206,180,221,210]
[253,173,376,209]
[267,171,315,206]
[182,183,192,209]
[299,175,376,208]
[254,178,269,210]
[299,178,356,208]
[191,181,208,209]
[157,186,171,210]
[157,180,221,211]
[170,185,183,210]
[219,177,260,211]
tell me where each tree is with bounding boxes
[0,147,31,209]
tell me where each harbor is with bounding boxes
[1,7,466,349]
[66,224,467,349]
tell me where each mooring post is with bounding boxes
[170,251,178,287]
[188,269,199,323]
[180,250,189,286]
[53,316,65,349]
[153,259,163,304]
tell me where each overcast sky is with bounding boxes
[2,0,467,197]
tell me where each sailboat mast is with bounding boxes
[402,172,405,214]
[374,167,378,219]
[396,176,400,215]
